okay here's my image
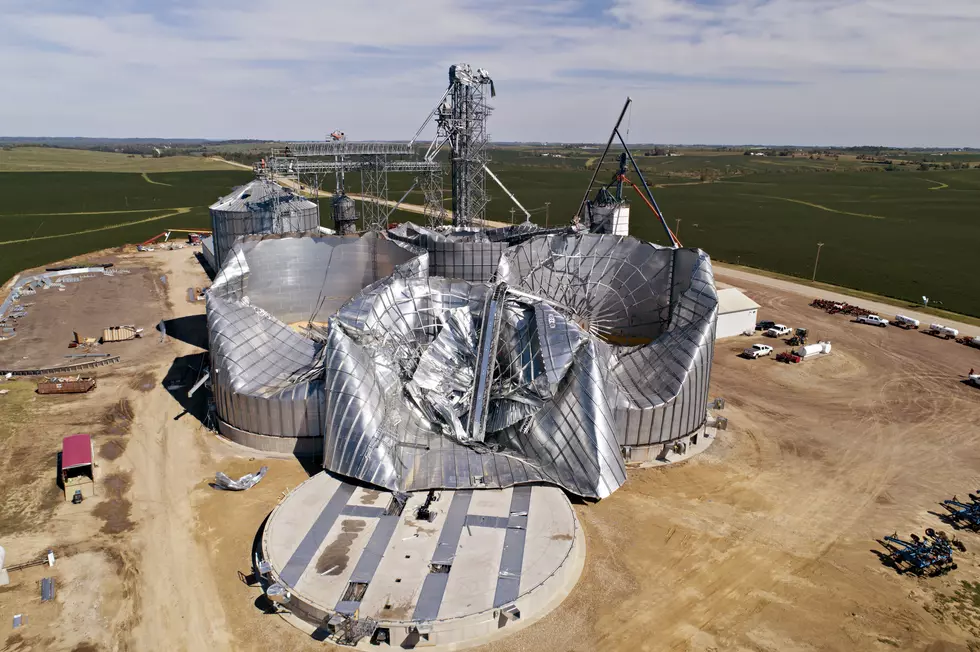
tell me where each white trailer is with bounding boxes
[926,323,959,340]
[893,314,920,330]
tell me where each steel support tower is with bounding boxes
[438,64,494,227]
[258,142,440,233]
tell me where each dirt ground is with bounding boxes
[3,250,980,652]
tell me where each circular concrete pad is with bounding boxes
[260,472,584,649]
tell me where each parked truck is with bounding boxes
[856,314,889,327]
[742,344,774,359]
[765,324,792,338]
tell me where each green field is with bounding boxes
[0,171,250,282]
[2,147,980,319]
[390,152,980,317]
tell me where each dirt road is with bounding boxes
[123,248,233,651]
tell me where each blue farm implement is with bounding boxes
[941,495,980,531]
[880,529,957,576]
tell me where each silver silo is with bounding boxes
[209,179,319,269]
[331,194,357,235]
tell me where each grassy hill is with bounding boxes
[0,147,242,172]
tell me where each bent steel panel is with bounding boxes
[206,225,717,499]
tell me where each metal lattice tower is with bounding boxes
[361,156,389,233]
[421,168,447,228]
[438,64,494,227]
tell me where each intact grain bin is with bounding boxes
[209,178,319,269]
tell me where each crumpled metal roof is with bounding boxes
[207,227,717,500]
[209,178,316,214]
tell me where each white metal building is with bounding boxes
[715,287,761,339]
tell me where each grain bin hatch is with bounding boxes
[61,434,95,502]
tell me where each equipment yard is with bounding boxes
[0,244,977,651]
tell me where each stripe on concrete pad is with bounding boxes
[279,481,356,586]
[413,490,473,621]
[464,514,510,529]
[348,513,401,584]
[341,505,386,518]
[431,490,474,565]
[493,485,532,608]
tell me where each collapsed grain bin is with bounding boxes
[206,232,420,455]
[209,178,319,269]
[205,223,718,499]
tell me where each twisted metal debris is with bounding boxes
[207,225,717,499]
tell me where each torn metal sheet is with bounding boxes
[206,228,717,500]
[214,466,268,491]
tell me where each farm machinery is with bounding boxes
[941,494,980,531]
[787,328,808,347]
[810,298,873,318]
[880,528,959,576]
[775,350,801,364]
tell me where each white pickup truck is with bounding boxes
[764,324,791,337]
[856,314,889,327]
[742,344,774,359]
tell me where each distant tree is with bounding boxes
[918,163,929,171]
[743,150,752,156]
[653,146,666,156]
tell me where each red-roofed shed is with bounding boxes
[61,434,96,501]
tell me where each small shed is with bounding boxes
[61,434,96,501]
[715,287,761,339]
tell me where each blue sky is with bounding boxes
[2,0,979,146]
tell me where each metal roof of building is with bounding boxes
[209,178,316,213]
[717,287,761,314]
[62,434,93,469]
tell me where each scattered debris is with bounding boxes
[12,614,26,628]
[40,577,55,602]
[72,331,99,346]
[3,550,56,574]
[214,466,268,491]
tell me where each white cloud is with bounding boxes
[0,0,978,145]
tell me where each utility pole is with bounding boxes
[812,242,825,281]
[674,218,681,239]
[544,202,551,227]
[509,207,516,224]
